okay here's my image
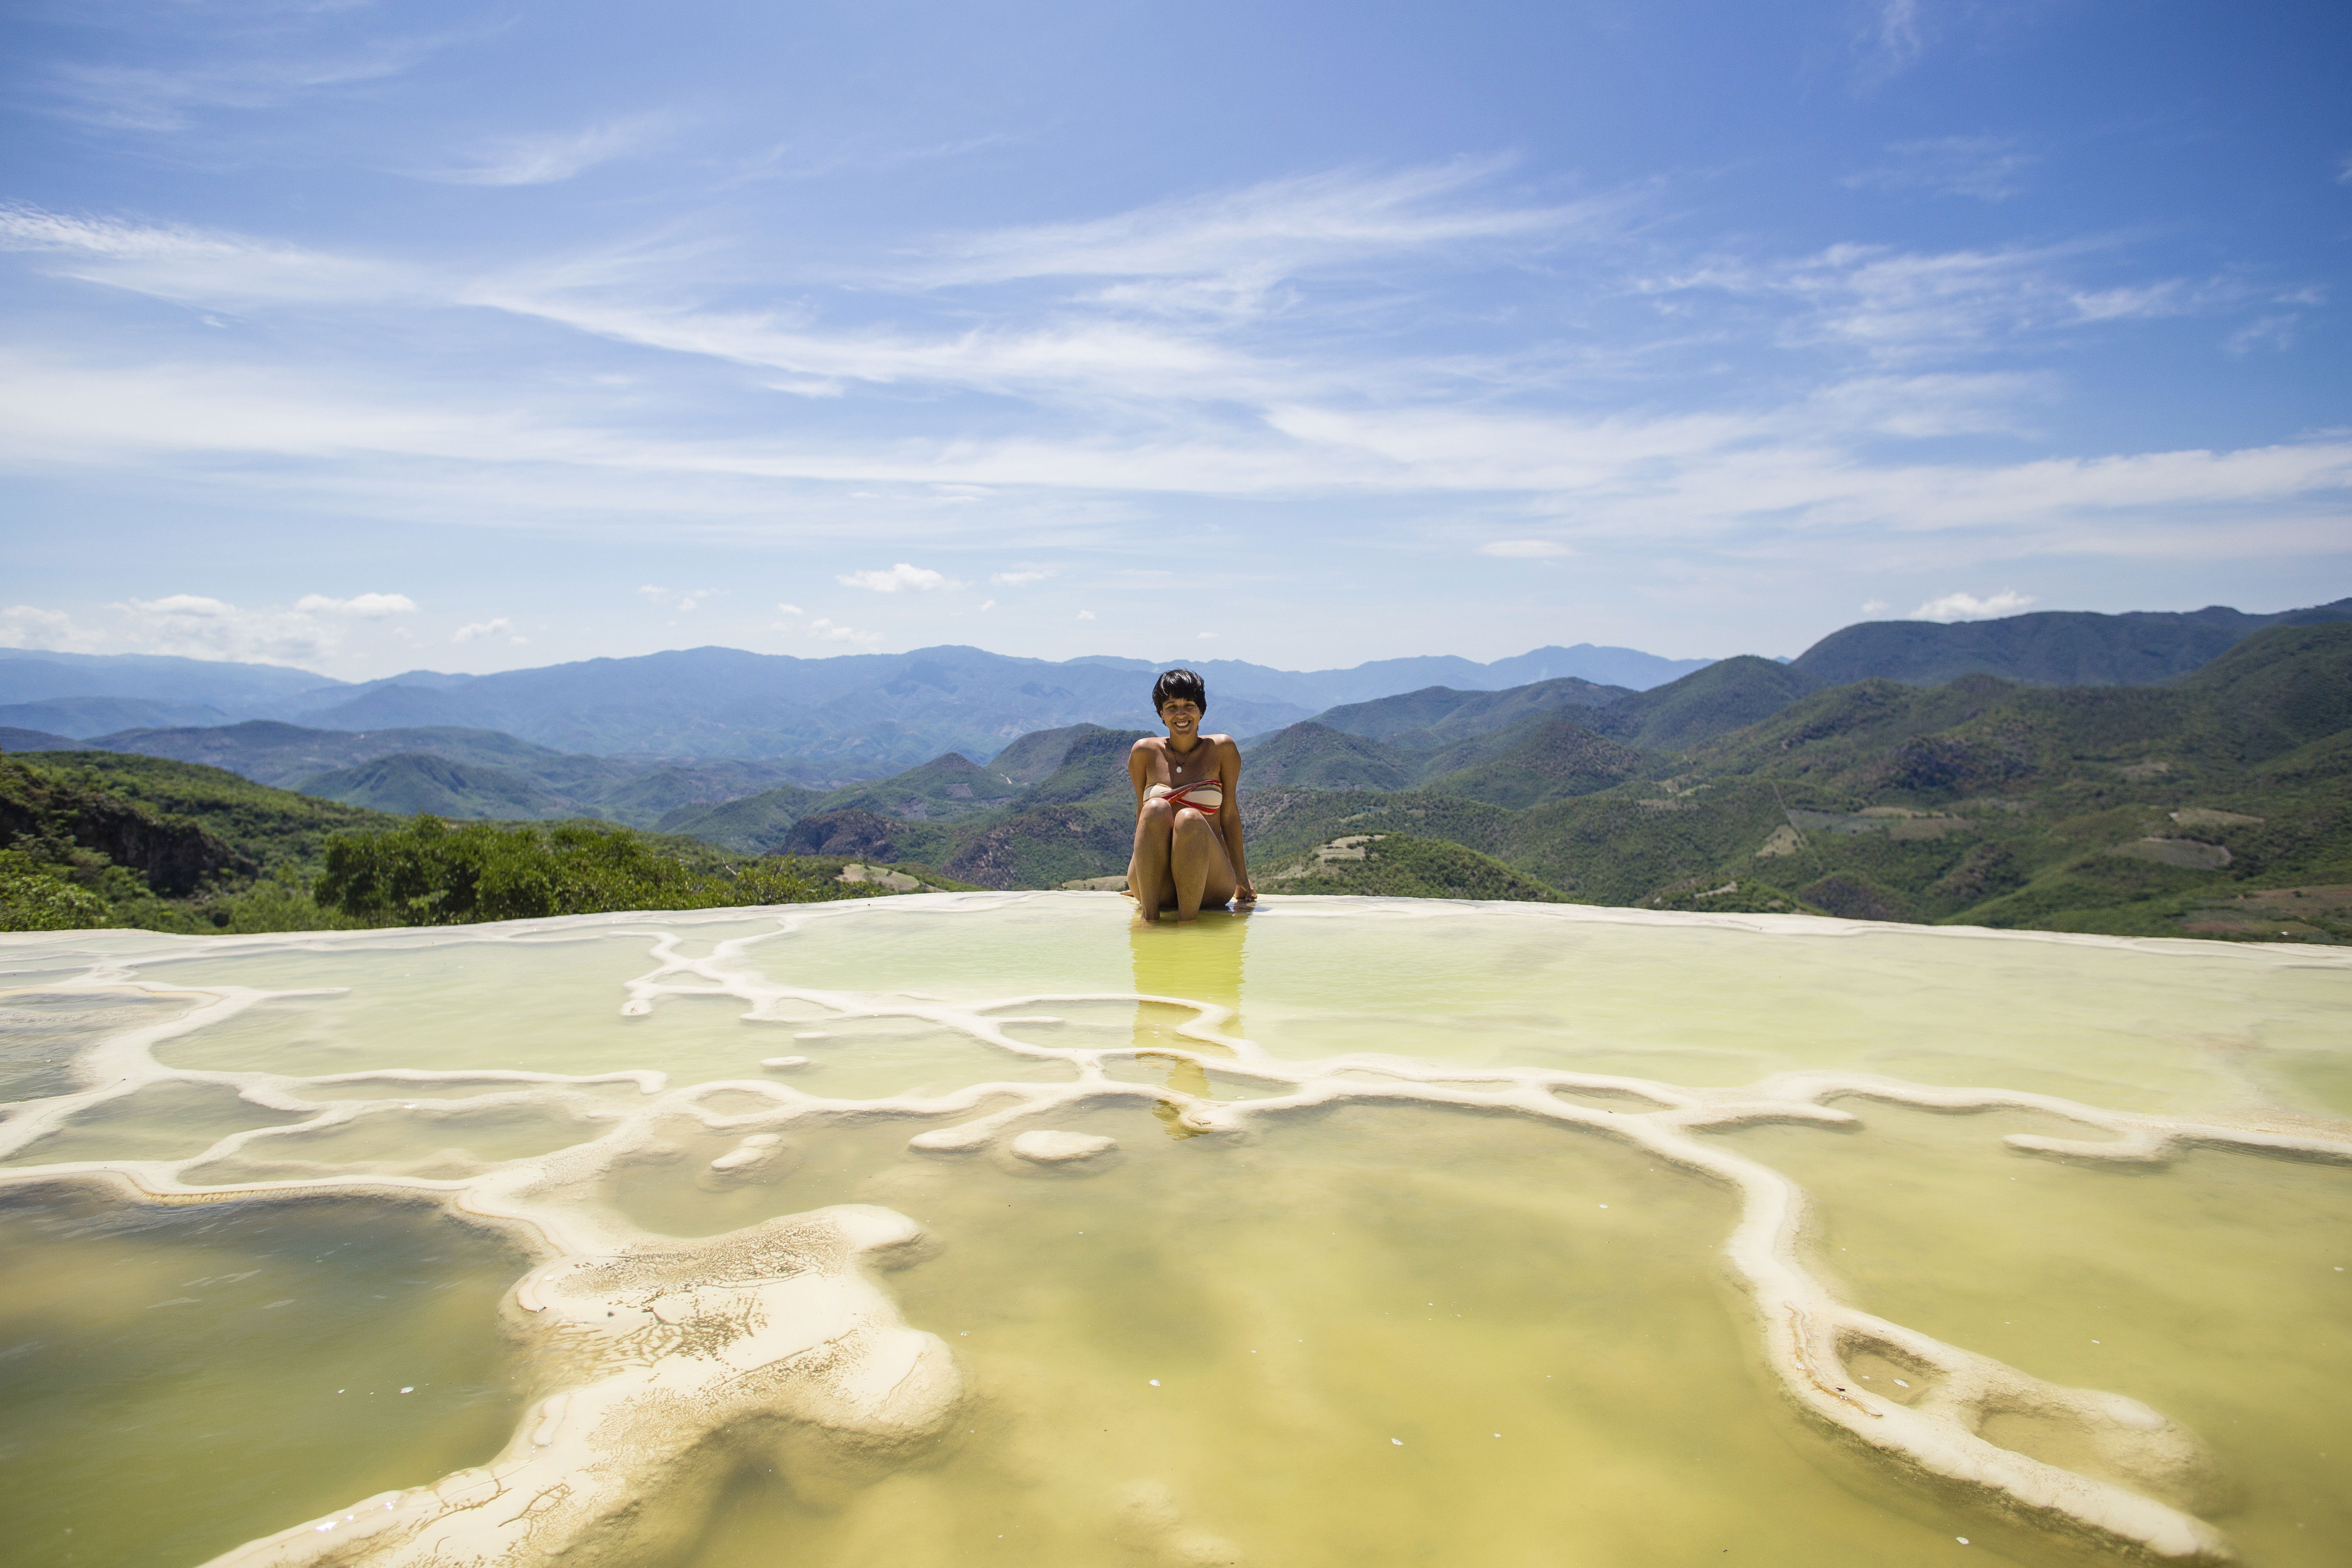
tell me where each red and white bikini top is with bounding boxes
[1143,778,1225,814]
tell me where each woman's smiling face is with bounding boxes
[1158,698,1203,738]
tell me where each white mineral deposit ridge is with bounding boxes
[0,892,2347,1568]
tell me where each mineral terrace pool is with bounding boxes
[1,893,2347,1568]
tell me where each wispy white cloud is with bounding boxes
[1,349,2346,568]
[468,284,1290,404]
[1844,137,2036,202]
[907,157,1603,309]
[1650,241,2260,362]
[0,204,413,305]
[1853,0,1927,87]
[731,130,1026,188]
[989,569,1050,585]
[839,563,950,592]
[638,585,714,610]
[41,36,447,133]
[2226,315,2300,355]
[1913,589,2034,622]
[1478,539,1572,557]
[427,115,676,187]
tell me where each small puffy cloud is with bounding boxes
[776,602,805,615]
[1198,631,1219,640]
[806,617,877,643]
[453,618,525,645]
[989,569,1049,585]
[840,563,949,593]
[640,585,713,611]
[1861,598,1892,615]
[0,604,102,652]
[116,594,337,664]
[1077,609,1096,620]
[1478,539,1572,557]
[296,592,416,618]
[978,599,996,611]
[1913,589,2034,622]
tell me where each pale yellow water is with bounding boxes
[1,894,2348,1568]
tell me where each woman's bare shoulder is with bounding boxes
[1129,736,1161,755]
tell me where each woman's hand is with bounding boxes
[1234,879,1257,903]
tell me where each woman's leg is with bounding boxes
[1168,808,1238,922]
[1129,799,1177,923]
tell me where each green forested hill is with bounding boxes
[2,751,397,930]
[1257,832,1566,901]
[1787,598,2352,689]
[1302,676,1629,744]
[0,750,952,933]
[989,723,1116,783]
[818,750,1023,819]
[1580,655,1815,749]
[297,753,580,819]
[1244,722,1420,790]
[1417,716,1651,807]
[685,623,2352,943]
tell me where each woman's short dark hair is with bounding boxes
[1152,668,1207,715]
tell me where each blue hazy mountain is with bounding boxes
[0,696,236,736]
[61,720,834,828]
[0,726,80,751]
[8,598,2346,769]
[0,650,345,714]
[273,643,1713,765]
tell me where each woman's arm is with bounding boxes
[1217,736,1253,899]
[1128,738,1154,808]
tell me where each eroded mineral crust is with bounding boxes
[203,1204,959,1568]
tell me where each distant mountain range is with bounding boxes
[1786,601,2352,687]
[555,620,2352,941]
[0,720,831,830]
[9,618,2350,943]
[0,640,1713,763]
[1,598,2343,785]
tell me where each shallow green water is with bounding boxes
[1,894,2347,1568]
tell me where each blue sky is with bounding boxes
[2,0,2347,679]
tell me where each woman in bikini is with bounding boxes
[1128,668,1255,922]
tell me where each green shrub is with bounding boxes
[317,815,867,925]
[0,849,111,931]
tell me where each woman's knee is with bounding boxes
[1138,799,1176,830]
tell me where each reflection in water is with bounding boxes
[1130,909,1249,1134]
